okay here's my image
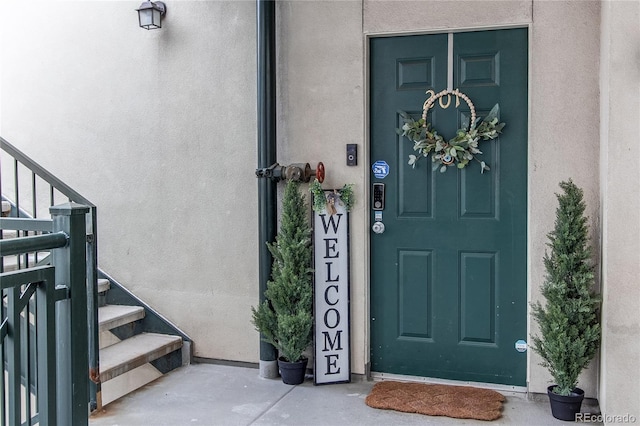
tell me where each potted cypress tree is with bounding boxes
[531,180,601,421]
[251,179,313,385]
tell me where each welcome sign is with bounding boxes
[313,192,350,385]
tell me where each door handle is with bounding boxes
[372,221,385,234]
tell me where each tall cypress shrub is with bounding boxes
[251,180,313,363]
[531,180,601,396]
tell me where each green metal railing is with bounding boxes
[1,204,89,426]
[1,136,100,410]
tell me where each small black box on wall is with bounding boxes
[346,144,357,166]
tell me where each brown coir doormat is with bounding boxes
[365,381,505,421]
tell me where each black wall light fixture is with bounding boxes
[136,1,166,30]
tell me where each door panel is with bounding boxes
[370,29,528,386]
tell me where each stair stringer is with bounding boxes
[98,269,193,368]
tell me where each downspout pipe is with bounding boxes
[256,0,279,379]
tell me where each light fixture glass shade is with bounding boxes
[138,9,154,29]
[137,1,165,30]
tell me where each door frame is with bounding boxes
[363,24,532,392]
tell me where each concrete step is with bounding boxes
[1,200,10,215]
[100,363,163,407]
[97,278,110,293]
[1,252,50,271]
[98,305,145,333]
[100,333,183,382]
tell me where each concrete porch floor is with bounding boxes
[89,363,601,426]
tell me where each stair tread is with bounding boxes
[97,278,110,293]
[1,201,10,213]
[100,333,182,382]
[98,305,145,332]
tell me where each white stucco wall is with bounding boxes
[528,0,601,397]
[276,0,367,374]
[2,0,631,406]
[0,0,260,362]
[599,0,640,421]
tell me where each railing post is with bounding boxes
[51,202,89,426]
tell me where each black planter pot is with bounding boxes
[278,357,308,385]
[547,385,585,421]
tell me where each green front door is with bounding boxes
[369,29,528,386]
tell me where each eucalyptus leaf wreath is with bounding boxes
[397,89,505,174]
[310,179,354,215]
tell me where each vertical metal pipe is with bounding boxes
[6,286,21,426]
[32,172,37,218]
[33,172,37,265]
[24,295,32,422]
[257,0,278,378]
[13,159,19,217]
[87,209,100,411]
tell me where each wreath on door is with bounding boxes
[396,89,505,174]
